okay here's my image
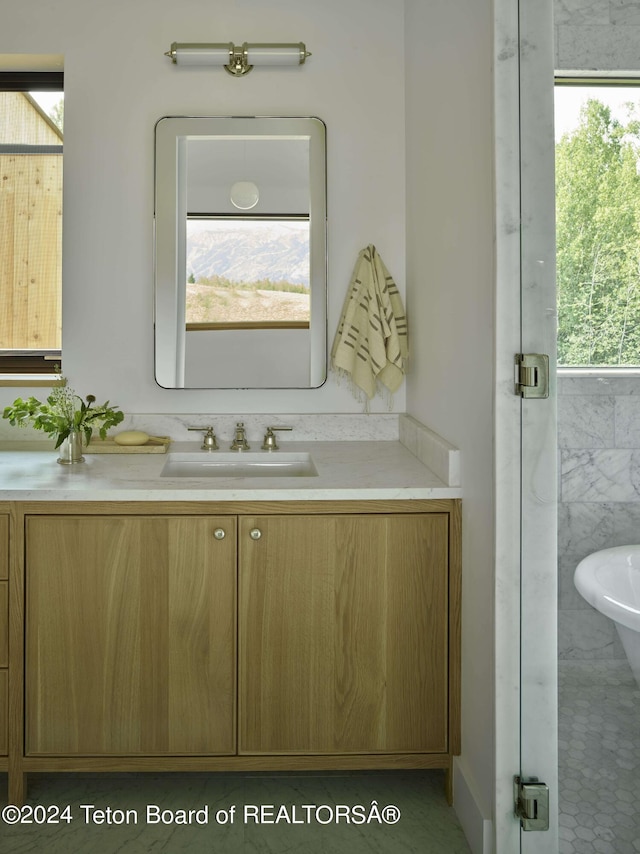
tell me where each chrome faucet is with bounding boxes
[230,422,250,451]
[187,425,218,450]
[261,425,293,451]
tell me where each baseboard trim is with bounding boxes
[453,757,494,854]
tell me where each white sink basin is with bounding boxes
[161,451,317,479]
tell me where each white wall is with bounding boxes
[3,0,500,844]
[0,0,405,414]
[404,0,496,842]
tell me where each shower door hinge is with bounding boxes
[514,776,550,831]
[515,353,549,399]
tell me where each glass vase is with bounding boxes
[57,430,85,465]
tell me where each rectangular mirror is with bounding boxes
[154,116,327,389]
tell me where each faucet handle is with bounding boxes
[188,425,218,450]
[230,421,251,451]
[261,425,293,451]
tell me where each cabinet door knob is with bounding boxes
[213,528,226,540]
[249,528,262,540]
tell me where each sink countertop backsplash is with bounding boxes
[0,412,399,445]
[120,413,402,443]
[0,413,461,500]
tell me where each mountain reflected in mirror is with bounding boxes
[186,220,310,326]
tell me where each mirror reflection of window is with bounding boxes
[185,218,310,329]
[154,116,326,389]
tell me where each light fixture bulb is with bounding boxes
[165,43,232,66]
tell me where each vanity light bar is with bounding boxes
[165,42,311,76]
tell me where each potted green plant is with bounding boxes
[2,383,124,464]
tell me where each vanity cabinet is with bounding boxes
[25,515,236,755]
[0,515,8,757]
[7,499,460,805]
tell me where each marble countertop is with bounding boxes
[0,440,461,501]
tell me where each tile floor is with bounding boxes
[558,659,640,854]
[0,769,471,854]
[6,661,637,854]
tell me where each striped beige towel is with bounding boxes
[331,245,408,400]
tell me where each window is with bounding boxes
[555,79,640,368]
[0,71,63,375]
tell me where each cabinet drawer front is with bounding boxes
[0,582,7,669]
[0,516,7,580]
[0,669,6,756]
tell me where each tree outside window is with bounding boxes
[556,84,640,367]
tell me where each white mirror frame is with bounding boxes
[154,116,327,389]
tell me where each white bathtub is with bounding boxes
[574,546,640,688]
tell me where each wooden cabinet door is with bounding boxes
[239,513,449,754]
[0,515,7,580]
[0,515,7,667]
[0,516,7,756]
[0,669,6,756]
[0,580,7,669]
[26,515,236,756]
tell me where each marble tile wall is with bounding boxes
[554,0,640,658]
[557,375,640,659]
[555,0,640,69]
